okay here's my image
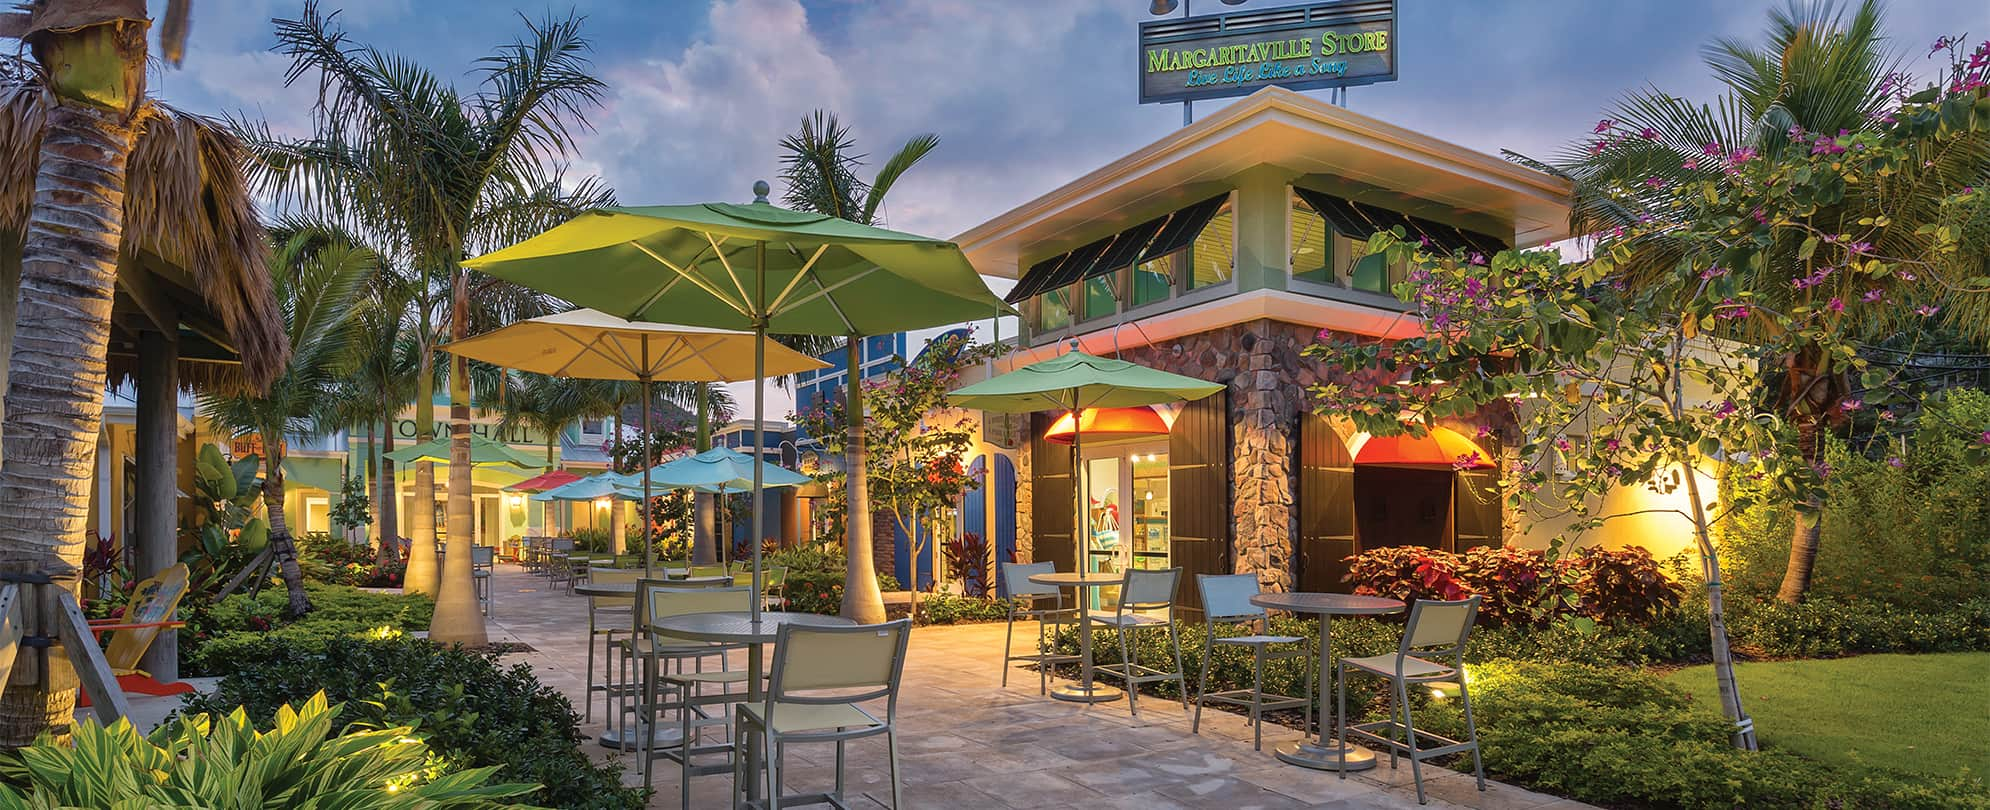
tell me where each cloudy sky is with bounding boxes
[149,0,1984,416]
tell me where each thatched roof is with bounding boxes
[0,67,287,391]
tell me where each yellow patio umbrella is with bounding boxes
[444,308,827,575]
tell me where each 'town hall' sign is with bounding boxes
[1139,0,1397,106]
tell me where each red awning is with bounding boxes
[1044,406,1171,445]
[504,468,582,492]
[1354,427,1492,469]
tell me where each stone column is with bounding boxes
[134,327,179,680]
[1229,322,1300,592]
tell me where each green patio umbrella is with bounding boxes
[463,182,1012,621]
[947,342,1223,568]
[386,433,549,469]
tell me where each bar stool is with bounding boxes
[998,562,1079,694]
[583,567,642,724]
[641,585,755,801]
[735,619,912,810]
[1090,567,1187,716]
[471,545,495,615]
[1191,573,1312,750]
[1338,596,1486,805]
[613,578,735,753]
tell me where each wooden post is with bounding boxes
[133,327,179,680]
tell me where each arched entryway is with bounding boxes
[1296,414,1502,593]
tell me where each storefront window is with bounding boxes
[1291,194,1334,285]
[1188,204,1234,290]
[1132,253,1176,307]
[1079,445,1170,610]
[1080,273,1117,321]
[1037,286,1072,332]
[1341,234,1409,295]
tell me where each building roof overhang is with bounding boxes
[955,87,1573,278]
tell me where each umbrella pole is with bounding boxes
[1071,390,1084,581]
[751,243,767,623]
[641,372,655,579]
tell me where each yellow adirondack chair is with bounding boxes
[79,563,192,704]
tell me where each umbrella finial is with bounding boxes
[1067,338,1081,353]
[752,180,771,204]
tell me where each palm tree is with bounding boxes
[246,2,607,645]
[0,11,285,739]
[201,224,374,617]
[1555,0,1990,602]
[323,260,422,564]
[778,109,938,622]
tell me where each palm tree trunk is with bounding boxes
[430,265,487,646]
[1776,415,1826,603]
[0,96,139,747]
[376,415,399,567]
[692,384,715,564]
[260,454,314,617]
[840,338,885,622]
[404,325,439,595]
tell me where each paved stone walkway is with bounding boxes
[479,564,1590,810]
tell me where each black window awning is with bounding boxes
[1004,194,1226,304]
[1294,187,1510,259]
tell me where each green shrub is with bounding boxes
[1,693,534,808]
[1345,545,1682,628]
[564,527,615,553]
[1726,596,1990,658]
[181,635,642,809]
[785,568,899,615]
[1410,660,1988,809]
[180,583,432,676]
[1718,390,1990,609]
[913,593,1012,625]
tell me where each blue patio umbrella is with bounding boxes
[638,447,812,577]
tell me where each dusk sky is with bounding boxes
[147,0,1986,415]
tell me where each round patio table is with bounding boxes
[1250,592,1405,771]
[1027,571,1125,703]
[571,576,733,597]
[653,611,855,802]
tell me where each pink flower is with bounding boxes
[1451,452,1483,471]
[1604,438,1622,451]
[1714,400,1739,419]
[1862,288,1884,303]
[1848,241,1873,255]
[1788,124,1806,141]
[1887,456,1904,469]
[1715,298,1751,320]
[1555,438,1572,452]
[1644,177,1664,188]
[1827,297,1845,313]
[1727,147,1757,166]
[1979,430,1990,445]
[1840,399,1863,412]
[1593,119,1615,134]
[1639,127,1658,140]
[1915,304,1940,316]
[1700,266,1729,280]
[1682,158,1700,171]
[1701,142,1723,156]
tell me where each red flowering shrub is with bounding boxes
[1455,546,1561,627]
[1344,546,1468,602]
[1564,546,1682,625]
[1344,544,1680,628]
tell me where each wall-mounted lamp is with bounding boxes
[593,497,611,510]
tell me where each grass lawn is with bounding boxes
[1663,652,1990,779]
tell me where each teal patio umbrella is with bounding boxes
[386,433,548,469]
[638,447,813,573]
[463,183,1012,617]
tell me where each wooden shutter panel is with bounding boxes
[1452,470,1502,552]
[1029,412,1076,574]
[1169,390,1229,614]
[1297,413,1356,593]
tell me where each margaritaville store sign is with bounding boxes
[1139,0,1397,105]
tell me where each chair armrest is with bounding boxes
[86,620,186,639]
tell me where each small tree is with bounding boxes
[328,467,372,537]
[793,333,997,617]
[1305,66,1990,751]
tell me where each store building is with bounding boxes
[951,86,1581,607]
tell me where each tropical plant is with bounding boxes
[323,256,423,563]
[1306,53,1990,750]
[249,2,610,645]
[942,531,993,597]
[201,224,376,617]
[329,466,372,534]
[1551,2,1990,602]
[181,442,271,605]
[0,11,286,741]
[0,692,536,807]
[777,109,941,622]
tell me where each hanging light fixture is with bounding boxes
[1045,406,1171,445]
[1149,0,1179,14]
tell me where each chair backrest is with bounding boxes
[103,563,190,669]
[588,567,643,612]
[648,586,753,628]
[1118,567,1180,612]
[1400,596,1482,658]
[770,619,911,706]
[551,537,575,552]
[1196,573,1265,622]
[1001,562,1059,597]
[472,546,494,566]
[688,564,727,579]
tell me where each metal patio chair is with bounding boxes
[998,561,1079,695]
[735,619,913,809]
[643,585,756,801]
[1338,596,1486,805]
[1090,567,1187,716]
[1192,573,1312,750]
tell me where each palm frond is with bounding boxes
[861,133,939,226]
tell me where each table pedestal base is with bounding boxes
[1273,739,1377,771]
[597,723,683,751]
[1050,682,1123,703]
